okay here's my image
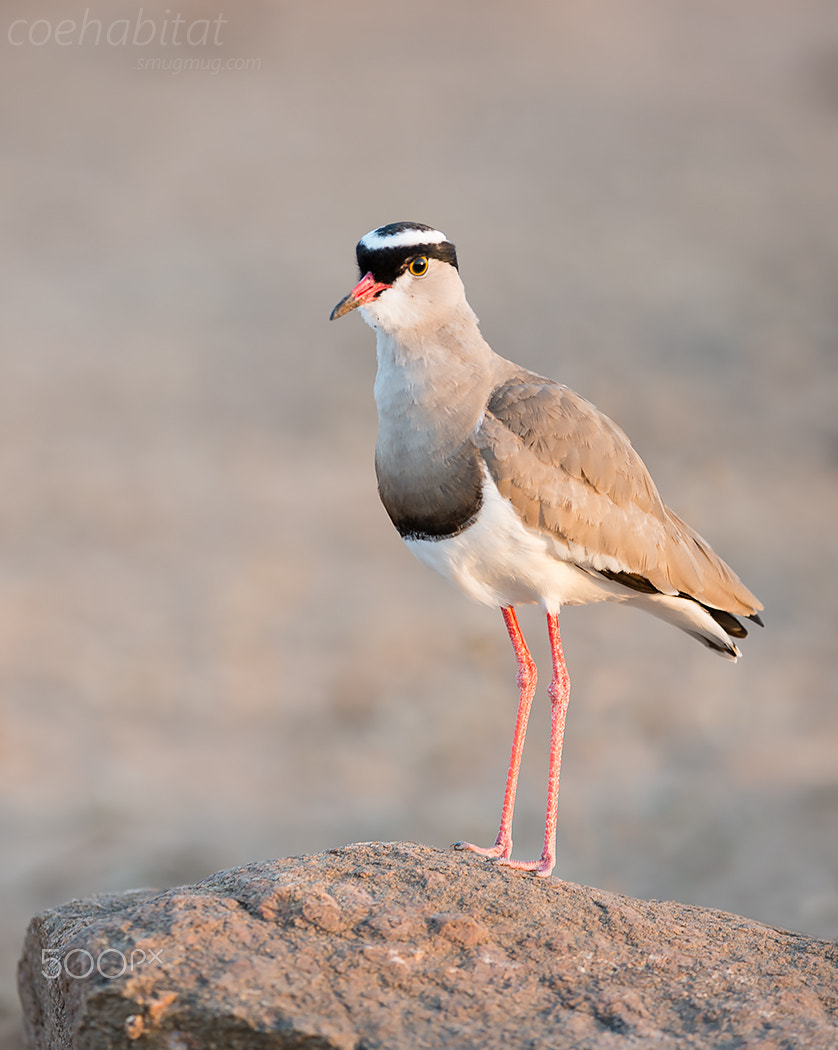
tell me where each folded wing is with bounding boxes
[477,373,762,621]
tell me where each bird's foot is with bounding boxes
[452,840,511,861]
[495,854,555,877]
[453,841,555,876]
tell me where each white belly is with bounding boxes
[404,473,626,612]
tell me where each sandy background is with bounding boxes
[1,0,837,1042]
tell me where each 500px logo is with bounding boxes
[42,947,164,980]
[7,9,227,47]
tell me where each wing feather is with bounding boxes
[477,373,762,617]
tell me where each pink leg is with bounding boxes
[454,606,537,860]
[500,611,569,877]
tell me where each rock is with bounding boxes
[17,841,838,1049]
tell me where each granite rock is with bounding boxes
[18,842,838,1049]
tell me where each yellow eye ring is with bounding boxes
[408,256,428,277]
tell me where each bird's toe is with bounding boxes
[452,840,510,860]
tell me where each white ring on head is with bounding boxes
[360,226,448,251]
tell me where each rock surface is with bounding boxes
[18,842,838,1049]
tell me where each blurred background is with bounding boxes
[1,0,837,1042]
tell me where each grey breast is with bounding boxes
[375,439,484,541]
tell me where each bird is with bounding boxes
[329,221,763,877]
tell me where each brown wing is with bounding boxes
[477,373,762,617]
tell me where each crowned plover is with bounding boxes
[330,221,763,876]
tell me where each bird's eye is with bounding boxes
[408,256,428,277]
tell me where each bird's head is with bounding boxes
[330,222,465,334]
